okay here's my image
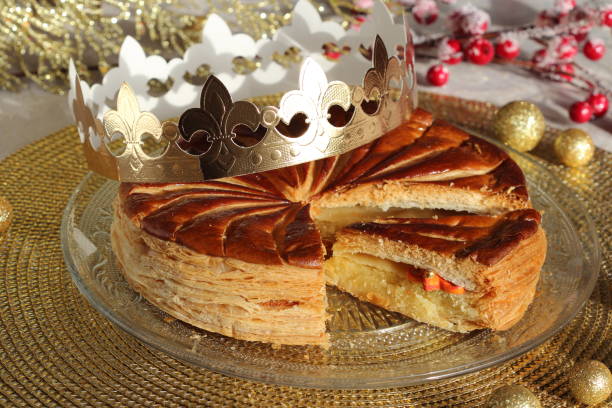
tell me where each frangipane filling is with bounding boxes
[325,253,480,331]
[314,205,470,240]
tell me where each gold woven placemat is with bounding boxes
[0,92,609,407]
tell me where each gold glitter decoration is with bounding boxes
[213,0,294,43]
[568,360,612,405]
[0,196,12,236]
[272,46,303,67]
[312,0,369,27]
[0,0,295,94]
[486,385,541,408]
[232,55,262,74]
[492,101,545,152]
[0,92,609,406]
[0,1,204,94]
[554,128,595,167]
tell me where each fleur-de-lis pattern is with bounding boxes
[80,28,415,182]
[362,36,404,120]
[275,57,353,152]
[98,84,202,182]
[172,33,414,181]
[70,0,417,182]
[71,70,118,180]
[178,76,264,179]
[103,84,164,177]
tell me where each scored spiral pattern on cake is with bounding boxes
[119,109,530,269]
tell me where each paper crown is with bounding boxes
[68,0,416,182]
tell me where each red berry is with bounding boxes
[554,0,576,15]
[555,36,578,60]
[466,38,494,65]
[426,64,449,86]
[557,63,575,81]
[583,38,605,60]
[450,6,489,36]
[413,0,439,25]
[438,38,463,65]
[601,9,612,27]
[573,32,588,42]
[569,101,594,123]
[532,48,549,65]
[587,93,609,118]
[473,20,488,36]
[536,10,557,27]
[495,39,520,60]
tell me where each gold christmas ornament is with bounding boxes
[0,196,13,235]
[553,128,595,167]
[485,385,541,408]
[568,360,612,405]
[493,101,545,152]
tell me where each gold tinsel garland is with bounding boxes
[0,0,304,94]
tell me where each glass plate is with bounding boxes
[61,136,599,389]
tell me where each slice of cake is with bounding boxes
[325,210,547,332]
[310,110,531,239]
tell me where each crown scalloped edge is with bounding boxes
[68,0,417,181]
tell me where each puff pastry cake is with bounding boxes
[111,109,546,346]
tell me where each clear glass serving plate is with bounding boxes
[61,137,600,389]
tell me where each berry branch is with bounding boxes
[414,18,598,47]
[355,0,611,123]
[574,61,612,96]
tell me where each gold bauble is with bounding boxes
[553,128,595,167]
[486,385,541,408]
[493,101,545,152]
[0,196,12,235]
[568,360,612,405]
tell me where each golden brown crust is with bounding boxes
[112,108,544,342]
[120,182,324,269]
[343,209,542,266]
[314,123,528,214]
[329,213,547,331]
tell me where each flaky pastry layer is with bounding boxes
[111,203,328,346]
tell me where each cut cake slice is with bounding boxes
[325,209,547,332]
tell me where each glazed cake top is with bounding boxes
[119,109,530,268]
[342,209,541,266]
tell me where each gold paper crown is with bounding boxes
[72,35,416,182]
